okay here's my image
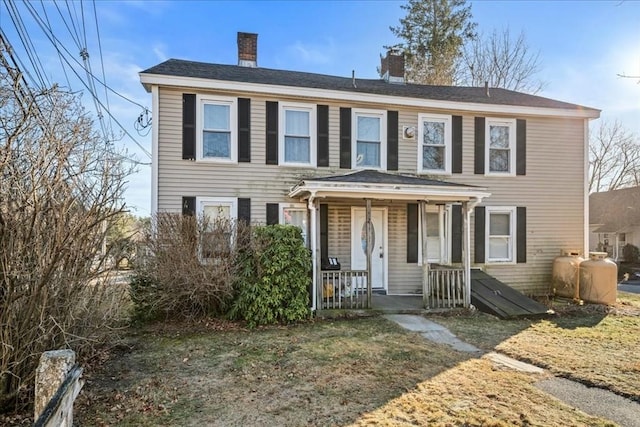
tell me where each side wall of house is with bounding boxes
[156,86,586,295]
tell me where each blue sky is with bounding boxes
[2,0,639,215]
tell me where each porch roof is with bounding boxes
[288,170,491,203]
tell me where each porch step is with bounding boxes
[470,270,552,319]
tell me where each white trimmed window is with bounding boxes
[279,103,316,166]
[197,95,237,162]
[418,113,452,174]
[198,197,237,258]
[353,109,387,169]
[486,207,516,263]
[485,118,516,175]
[279,203,308,246]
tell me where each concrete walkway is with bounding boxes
[385,314,640,427]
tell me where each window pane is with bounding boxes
[284,136,310,163]
[489,125,510,148]
[489,149,510,172]
[423,146,445,170]
[423,121,445,145]
[204,104,230,130]
[204,204,230,221]
[284,208,308,245]
[285,110,310,136]
[356,141,380,167]
[489,237,510,259]
[357,116,380,142]
[490,213,510,235]
[203,131,231,158]
[426,213,439,237]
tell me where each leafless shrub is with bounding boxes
[132,213,250,320]
[0,73,132,412]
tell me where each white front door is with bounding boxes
[351,208,387,291]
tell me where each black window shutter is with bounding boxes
[266,203,279,225]
[182,196,196,216]
[451,205,462,263]
[317,105,329,167]
[474,117,485,175]
[517,207,527,263]
[320,204,328,262]
[238,98,251,162]
[339,108,351,169]
[452,116,463,174]
[474,206,486,263]
[516,119,526,176]
[266,101,278,165]
[182,94,196,160]
[407,203,419,263]
[238,198,251,225]
[387,111,398,171]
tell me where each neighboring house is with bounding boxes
[139,32,600,311]
[589,186,640,260]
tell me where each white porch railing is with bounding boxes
[424,268,466,309]
[320,270,369,309]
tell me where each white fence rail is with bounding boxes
[321,270,369,309]
[425,268,466,309]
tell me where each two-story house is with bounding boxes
[139,32,600,312]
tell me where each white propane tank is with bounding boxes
[552,249,584,299]
[579,252,617,305]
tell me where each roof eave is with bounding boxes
[138,73,601,119]
[289,181,491,203]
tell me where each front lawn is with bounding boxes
[74,312,619,426]
[436,291,640,402]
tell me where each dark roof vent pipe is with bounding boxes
[485,81,490,98]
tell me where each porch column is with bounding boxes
[365,198,372,308]
[308,196,320,311]
[462,201,471,308]
[420,200,429,305]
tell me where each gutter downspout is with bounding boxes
[308,193,318,312]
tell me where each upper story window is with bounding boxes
[486,118,516,175]
[486,206,516,263]
[353,109,387,169]
[197,95,237,162]
[279,103,316,166]
[418,113,452,174]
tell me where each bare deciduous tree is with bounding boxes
[460,28,546,94]
[589,120,640,193]
[0,72,131,411]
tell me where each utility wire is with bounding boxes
[40,0,72,90]
[22,0,152,158]
[92,0,114,137]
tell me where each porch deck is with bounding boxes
[372,295,424,313]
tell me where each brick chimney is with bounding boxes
[381,49,405,84]
[237,32,258,67]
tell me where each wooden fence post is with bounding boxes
[34,349,83,426]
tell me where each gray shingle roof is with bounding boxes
[590,186,640,231]
[142,59,598,112]
[303,170,478,188]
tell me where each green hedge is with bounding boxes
[230,225,311,327]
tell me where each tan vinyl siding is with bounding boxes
[156,86,587,295]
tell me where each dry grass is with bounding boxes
[73,315,618,426]
[436,291,640,402]
[350,358,613,427]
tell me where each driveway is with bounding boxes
[619,281,640,294]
